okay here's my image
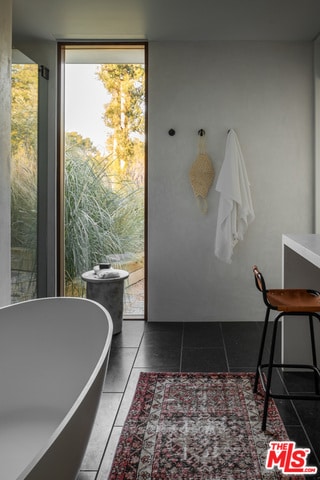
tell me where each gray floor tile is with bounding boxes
[181,347,227,372]
[81,392,122,470]
[134,344,181,369]
[222,321,265,368]
[96,427,122,480]
[77,472,97,480]
[114,367,144,426]
[141,329,183,347]
[111,320,145,348]
[104,347,138,392]
[144,322,183,333]
[183,322,223,348]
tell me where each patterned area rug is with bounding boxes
[109,372,303,479]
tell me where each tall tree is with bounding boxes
[11,64,38,161]
[97,64,145,186]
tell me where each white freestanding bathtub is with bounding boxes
[0,297,113,480]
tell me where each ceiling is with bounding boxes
[12,0,320,44]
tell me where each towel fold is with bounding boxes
[215,129,255,263]
[97,270,120,279]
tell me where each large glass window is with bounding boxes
[59,44,146,318]
[11,51,38,302]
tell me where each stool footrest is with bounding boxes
[257,363,320,401]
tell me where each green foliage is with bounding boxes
[64,132,144,292]
[11,154,37,250]
[11,64,38,302]
[11,64,38,251]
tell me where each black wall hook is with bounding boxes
[198,129,205,136]
[168,129,176,136]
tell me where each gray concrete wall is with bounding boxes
[148,41,314,321]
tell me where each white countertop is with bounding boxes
[283,234,320,268]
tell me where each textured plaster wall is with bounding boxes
[0,0,12,306]
[148,41,314,322]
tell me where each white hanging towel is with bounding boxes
[215,129,255,263]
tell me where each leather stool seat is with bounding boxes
[252,265,320,431]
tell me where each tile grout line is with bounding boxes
[179,323,185,372]
[95,323,146,479]
[219,322,230,372]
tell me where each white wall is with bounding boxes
[148,41,314,322]
[314,40,320,234]
[0,0,12,306]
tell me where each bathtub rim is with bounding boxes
[0,296,113,480]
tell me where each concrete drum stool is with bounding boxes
[82,265,129,335]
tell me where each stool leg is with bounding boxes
[309,315,319,395]
[262,313,281,431]
[254,308,270,393]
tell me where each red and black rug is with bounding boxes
[108,372,305,479]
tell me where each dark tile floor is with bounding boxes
[77,320,320,480]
